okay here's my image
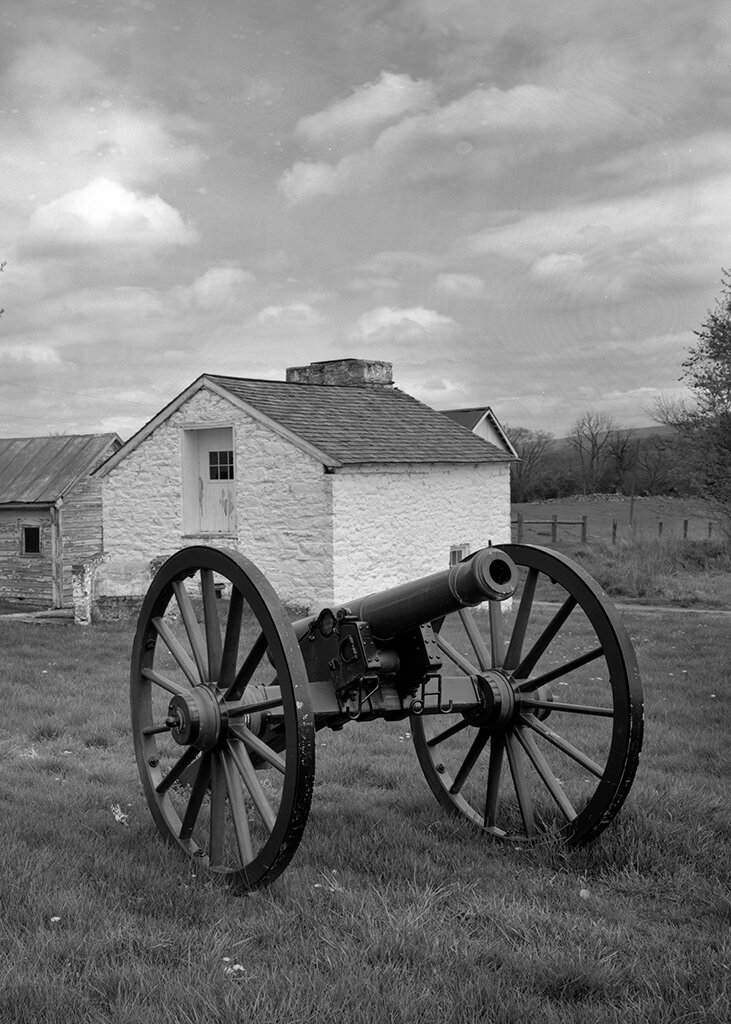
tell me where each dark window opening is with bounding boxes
[449,544,470,566]
[22,526,41,555]
[209,450,234,480]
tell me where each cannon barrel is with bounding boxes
[340,547,517,640]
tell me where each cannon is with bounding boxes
[131,544,643,891]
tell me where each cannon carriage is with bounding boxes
[131,543,643,892]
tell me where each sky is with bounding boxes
[0,0,729,439]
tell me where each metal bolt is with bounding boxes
[147,757,159,768]
[436,762,445,774]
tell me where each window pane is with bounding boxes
[209,450,234,481]
[23,526,41,554]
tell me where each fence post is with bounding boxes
[683,519,688,540]
[517,512,524,543]
[581,515,587,544]
[658,521,663,538]
[708,521,713,539]
[551,514,558,544]
[612,518,617,545]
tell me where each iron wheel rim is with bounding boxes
[130,546,315,890]
[411,543,643,845]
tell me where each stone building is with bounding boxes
[89,359,513,620]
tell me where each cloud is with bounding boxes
[436,273,485,297]
[0,42,202,227]
[349,305,456,344]
[280,82,628,203]
[0,340,61,366]
[186,266,257,310]
[22,179,197,256]
[296,72,436,144]
[467,172,731,299]
[254,302,327,326]
[278,162,340,204]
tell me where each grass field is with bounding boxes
[511,497,731,609]
[0,599,728,1024]
[512,495,719,546]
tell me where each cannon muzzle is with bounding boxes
[342,547,517,640]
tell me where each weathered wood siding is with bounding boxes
[0,507,54,605]
[61,475,105,605]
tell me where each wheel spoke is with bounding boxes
[200,569,223,682]
[504,732,535,836]
[152,616,201,687]
[434,633,479,676]
[514,725,576,821]
[458,608,491,671]
[179,753,211,840]
[488,601,505,668]
[520,697,613,717]
[449,729,489,795]
[485,734,505,827]
[521,714,604,778]
[141,666,189,698]
[515,646,604,693]
[236,726,286,773]
[513,595,577,679]
[209,752,227,866]
[226,631,269,700]
[156,746,200,794]
[219,588,244,689]
[221,750,255,865]
[229,740,278,831]
[171,581,209,682]
[503,567,538,670]
[426,718,470,748]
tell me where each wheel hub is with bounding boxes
[464,670,516,728]
[167,685,225,750]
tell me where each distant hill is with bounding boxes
[549,424,673,451]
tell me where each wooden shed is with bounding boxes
[0,433,121,608]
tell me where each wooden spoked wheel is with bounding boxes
[130,547,315,891]
[411,544,643,845]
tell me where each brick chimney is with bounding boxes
[286,358,393,387]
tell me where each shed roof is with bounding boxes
[0,434,121,504]
[441,406,518,460]
[209,376,511,465]
[97,374,511,477]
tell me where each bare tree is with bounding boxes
[567,412,618,494]
[650,271,731,534]
[506,425,554,501]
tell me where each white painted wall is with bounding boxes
[96,385,511,617]
[99,388,334,609]
[330,461,511,604]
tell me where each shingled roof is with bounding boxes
[209,375,510,465]
[0,434,121,504]
[97,371,511,475]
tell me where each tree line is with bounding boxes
[506,417,692,503]
[507,270,731,537]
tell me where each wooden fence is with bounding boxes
[511,513,718,545]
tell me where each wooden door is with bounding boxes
[196,428,236,534]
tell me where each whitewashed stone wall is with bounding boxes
[99,388,334,610]
[331,462,511,603]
